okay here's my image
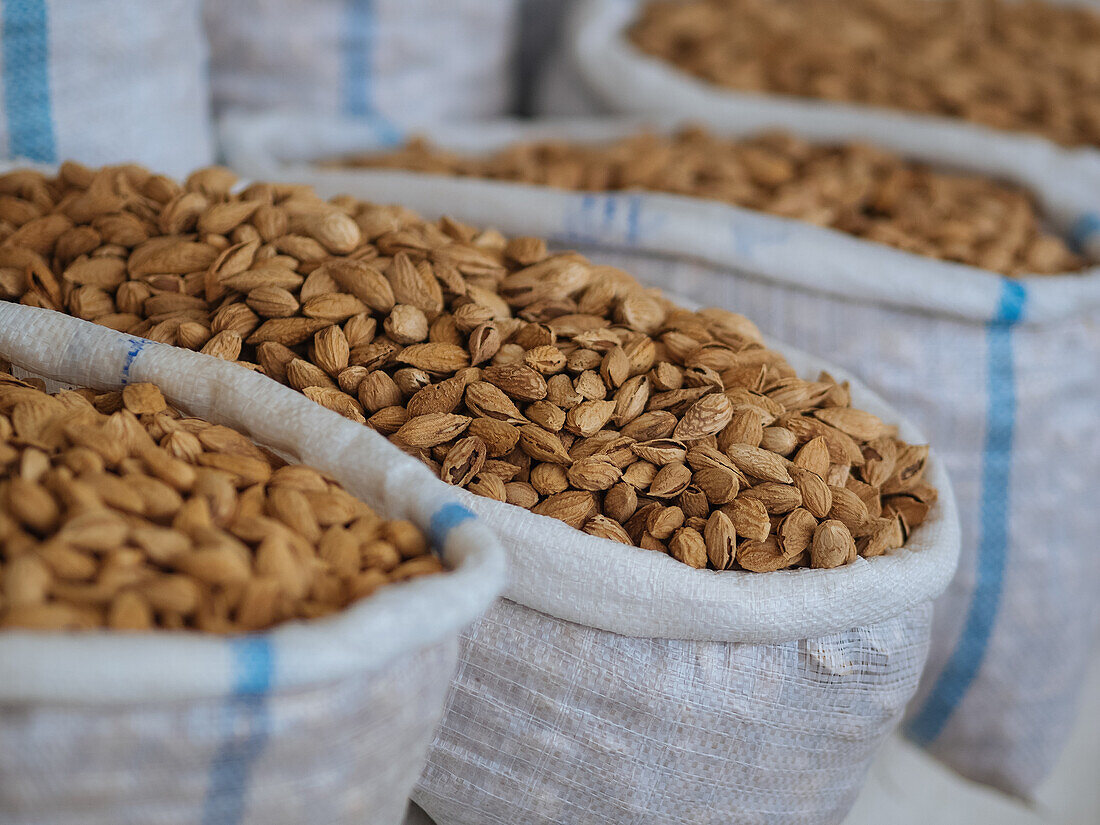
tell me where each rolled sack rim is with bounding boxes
[451,326,961,645]
[0,304,507,704]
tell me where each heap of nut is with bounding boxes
[335,127,1084,276]
[0,370,442,632]
[0,163,937,572]
[630,0,1100,149]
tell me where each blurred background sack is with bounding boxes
[204,0,521,133]
[565,0,1100,157]
[0,0,213,176]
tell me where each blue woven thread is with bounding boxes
[906,280,1027,746]
[196,505,466,824]
[1,0,55,161]
[429,502,476,557]
[201,637,274,825]
[561,193,646,246]
[119,338,146,385]
[626,194,641,245]
[342,0,402,146]
[560,193,596,244]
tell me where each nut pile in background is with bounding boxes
[630,0,1100,149]
[0,370,441,632]
[0,163,937,572]
[335,128,1084,276]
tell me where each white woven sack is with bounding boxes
[569,0,1100,178]
[0,0,212,177]
[0,304,506,825]
[410,338,955,825]
[218,111,1100,798]
[204,0,520,130]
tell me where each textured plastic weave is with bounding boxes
[204,0,519,128]
[0,0,212,175]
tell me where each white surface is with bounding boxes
[846,655,1100,825]
[205,0,518,124]
[403,655,1100,825]
[414,601,933,825]
[576,247,1100,798]
[1,0,213,174]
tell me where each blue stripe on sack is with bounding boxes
[626,194,641,245]
[1068,213,1100,254]
[906,280,1027,746]
[1,0,55,162]
[119,338,147,385]
[429,502,476,557]
[559,193,596,244]
[201,636,274,825]
[561,193,645,246]
[342,0,402,146]
[580,193,596,236]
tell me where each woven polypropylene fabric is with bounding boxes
[416,600,932,825]
[204,0,518,126]
[0,0,212,174]
[0,639,456,825]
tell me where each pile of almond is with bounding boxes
[630,0,1100,148]
[0,163,937,572]
[0,369,441,632]
[335,127,1083,276]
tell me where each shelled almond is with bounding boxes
[333,127,1084,276]
[0,370,441,632]
[0,163,937,572]
[630,0,1100,148]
